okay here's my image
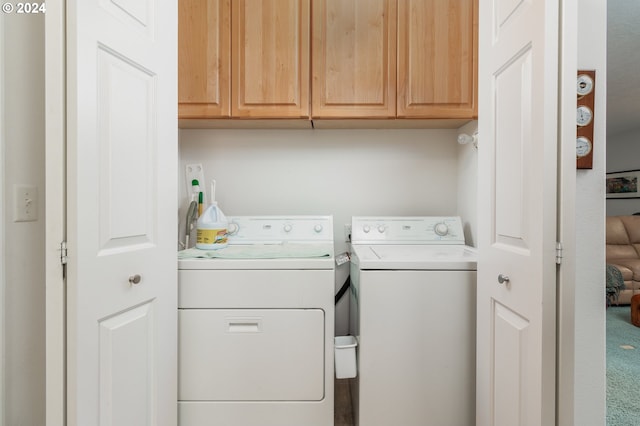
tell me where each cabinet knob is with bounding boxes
[498,274,510,284]
[129,274,141,285]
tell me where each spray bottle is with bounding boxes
[196,180,229,250]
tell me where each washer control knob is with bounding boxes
[314,224,323,233]
[363,225,371,233]
[434,222,449,236]
[377,225,386,233]
[283,224,292,233]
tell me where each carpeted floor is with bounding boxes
[607,306,640,425]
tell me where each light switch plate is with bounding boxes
[14,184,38,222]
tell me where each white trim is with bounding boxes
[0,9,6,426]
[45,0,66,425]
[556,0,578,424]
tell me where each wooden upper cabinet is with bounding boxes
[178,0,231,118]
[311,0,397,118]
[397,0,478,118]
[232,0,310,118]
[177,0,476,123]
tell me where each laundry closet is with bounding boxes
[177,1,478,425]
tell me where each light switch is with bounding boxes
[14,184,38,222]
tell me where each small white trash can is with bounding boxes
[334,336,357,379]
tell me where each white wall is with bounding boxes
[456,120,478,247]
[2,12,46,426]
[606,128,640,215]
[179,128,467,334]
[574,0,607,424]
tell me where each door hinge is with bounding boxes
[555,241,563,265]
[60,241,68,265]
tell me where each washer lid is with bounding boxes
[352,244,477,271]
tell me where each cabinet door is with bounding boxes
[311,0,396,118]
[397,0,477,118]
[232,0,310,118]
[178,0,231,118]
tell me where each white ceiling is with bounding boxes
[607,0,640,136]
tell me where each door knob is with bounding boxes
[498,274,510,284]
[129,274,141,285]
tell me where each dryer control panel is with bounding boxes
[351,216,466,245]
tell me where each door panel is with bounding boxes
[492,302,529,426]
[97,47,156,250]
[477,0,557,424]
[100,0,154,34]
[66,0,177,425]
[493,47,531,250]
[99,302,156,426]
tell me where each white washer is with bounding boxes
[178,216,335,426]
[349,216,477,426]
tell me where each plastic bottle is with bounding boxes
[195,201,229,250]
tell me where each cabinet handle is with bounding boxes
[129,274,141,285]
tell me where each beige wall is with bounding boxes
[606,128,640,215]
[574,0,607,424]
[2,12,46,426]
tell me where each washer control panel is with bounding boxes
[351,216,466,245]
[227,216,333,244]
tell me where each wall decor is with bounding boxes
[606,170,640,198]
[576,70,596,169]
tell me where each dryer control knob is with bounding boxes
[314,224,323,233]
[283,224,292,233]
[363,225,371,233]
[377,225,386,233]
[434,222,449,236]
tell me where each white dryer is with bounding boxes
[349,216,477,426]
[178,216,334,426]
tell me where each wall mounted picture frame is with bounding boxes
[606,170,640,199]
